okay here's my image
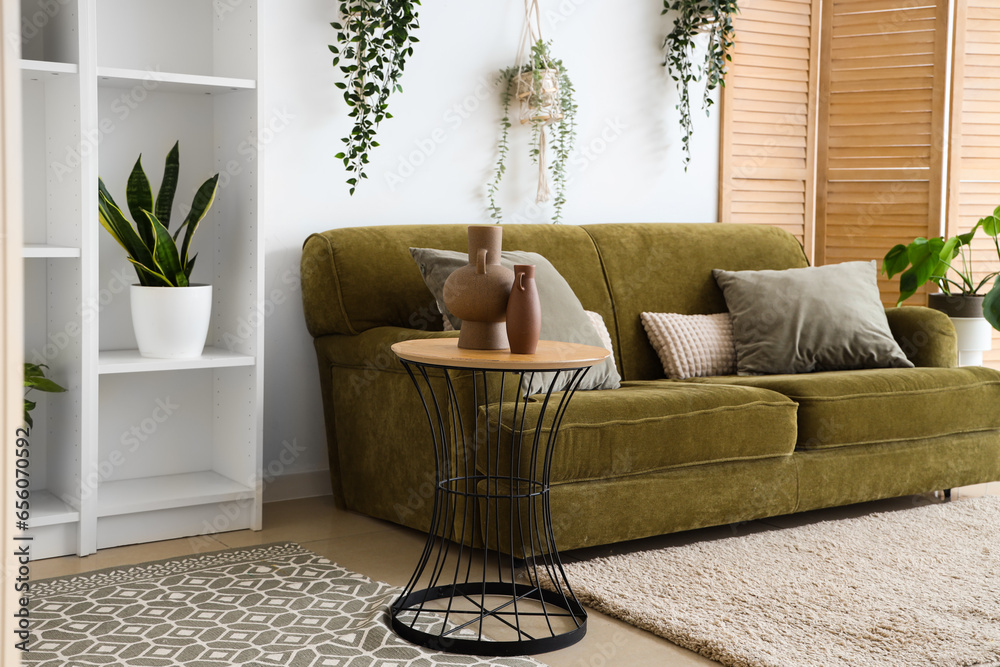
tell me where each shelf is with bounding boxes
[22,244,81,258]
[28,490,80,528]
[98,471,255,517]
[96,66,256,95]
[21,60,78,80]
[98,347,255,374]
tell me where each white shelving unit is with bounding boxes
[20,0,263,558]
[22,245,81,258]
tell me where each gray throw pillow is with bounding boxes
[409,247,621,394]
[712,261,913,375]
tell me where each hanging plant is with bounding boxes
[662,0,738,169]
[330,0,420,195]
[487,5,577,224]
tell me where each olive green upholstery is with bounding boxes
[487,381,798,483]
[301,223,1000,552]
[687,366,1000,450]
[582,223,810,380]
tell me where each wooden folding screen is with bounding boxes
[814,0,951,307]
[718,0,821,258]
[721,0,952,307]
[946,0,1000,365]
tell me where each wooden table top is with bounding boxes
[391,338,611,370]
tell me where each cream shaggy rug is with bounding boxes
[560,497,1000,667]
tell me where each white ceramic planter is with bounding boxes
[130,284,212,359]
[951,317,993,367]
[927,293,993,366]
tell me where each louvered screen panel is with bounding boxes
[815,0,950,306]
[719,0,820,257]
[946,0,1000,368]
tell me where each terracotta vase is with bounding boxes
[506,265,541,354]
[443,225,514,350]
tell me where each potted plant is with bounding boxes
[487,39,577,224]
[97,141,220,359]
[330,0,420,195]
[882,207,1000,365]
[23,363,66,429]
[662,0,739,169]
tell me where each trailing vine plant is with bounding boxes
[662,0,738,169]
[487,33,577,223]
[330,0,420,195]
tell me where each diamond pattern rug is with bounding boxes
[25,542,547,667]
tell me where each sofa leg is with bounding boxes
[943,488,952,501]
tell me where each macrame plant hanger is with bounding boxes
[513,0,562,204]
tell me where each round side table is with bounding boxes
[388,338,610,656]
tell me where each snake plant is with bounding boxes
[98,141,219,287]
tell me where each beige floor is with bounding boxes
[34,482,1000,666]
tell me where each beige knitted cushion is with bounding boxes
[641,312,736,379]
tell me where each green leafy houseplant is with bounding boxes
[487,40,577,224]
[662,0,739,169]
[98,141,219,287]
[330,0,421,195]
[882,206,1000,328]
[23,363,66,429]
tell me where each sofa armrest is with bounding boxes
[312,326,458,520]
[885,306,957,368]
[314,326,457,370]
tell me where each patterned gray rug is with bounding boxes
[558,496,1000,667]
[25,542,546,667]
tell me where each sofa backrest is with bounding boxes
[300,222,809,382]
[301,223,617,345]
[582,223,809,380]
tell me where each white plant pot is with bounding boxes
[130,284,212,359]
[951,317,993,367]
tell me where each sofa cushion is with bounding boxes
[581,223,809,382]
[686,366,1000,450]
[712,261,913,374]
[302,224,616,344]
[480,380,798,484]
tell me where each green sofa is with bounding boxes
[300,223,1000,551]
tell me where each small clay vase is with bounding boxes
[443,225,515,350]
[506,265,541,354]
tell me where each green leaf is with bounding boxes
[919,237,946,280]
[940,236,960,260]
[127,257,170,286]
[897,267,920,305]
[23,362,47,378]
[141,209,188,287]
[882,244,909,278]
[126,156,155,248]
[29,377,66,393]
[177,174,219,269]
[984,276,1000,330]
[982,215,1000,237]
[98,181,159,285]
[154,141,180,229]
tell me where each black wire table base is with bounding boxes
[389,362,589,656]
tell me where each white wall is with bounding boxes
[259,0,721,494]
